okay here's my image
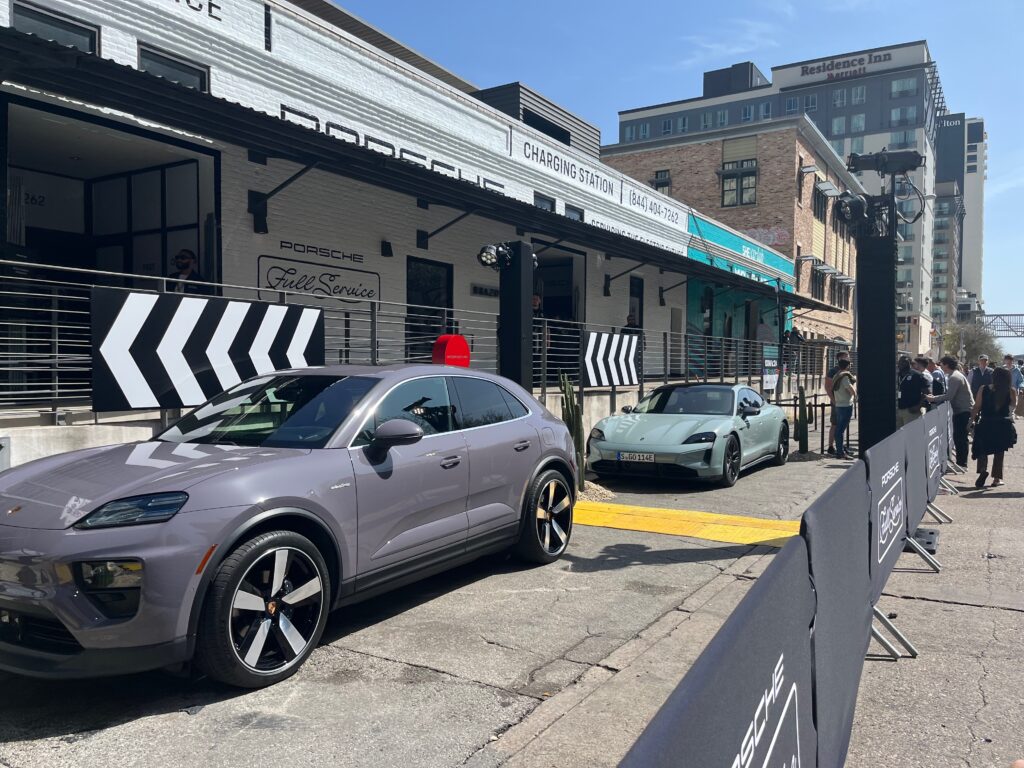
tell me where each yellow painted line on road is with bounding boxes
[575,500,800,547]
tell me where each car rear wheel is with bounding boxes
[719,435,741,487]
[772,423,790,466]
[515,470,573,564]
[196,531,330,688]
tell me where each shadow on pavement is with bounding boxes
[562,542,750,573]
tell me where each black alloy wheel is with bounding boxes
[515,469,574,564]
[197,531,330,688]
[720,435,741,487]
[773,423,790,466]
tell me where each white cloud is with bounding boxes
[660,19,781,72]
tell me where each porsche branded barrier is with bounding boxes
[618,406,956,768]
[923,407,947,504]
[800,461,873,768]
[91,288,325,411]
[865,429,908,605]
[619,537,817,768]
[903,419,929,534]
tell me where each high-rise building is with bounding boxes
[961,118,987,304]
[615,42,958,353]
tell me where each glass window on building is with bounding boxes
[897,268,913,284]
[662,118,673,135]
[852,85,866,105]
[12,3,98,53]
[889,129,915,149]
[533,192,555,211]
[831,139,845,157]
[967,164,978,173]
[967,153,977,163]
[139,46,209,92]
[677,116,688,133]
[760,102,772,119]
[639,122,650,139]
[968,143,978,151]
[898,246,913,264]
[565,204,584,222]
[832,89,846,107]
[701,112,713,130]
[805,94,817,112]
[934,216,949,229]
[812,188,828,223]
[851,113,865,133]
[935,201,950,215]
[741,104,753,122]
[890,106,917,126]
[652,169,671,194]
[785,96,799,114]
[624,125,636,141]
[721,160,757,207]
[831,116,846,136]
[851,136,864,155]
[717,109,729,127]
[891,77,918,97]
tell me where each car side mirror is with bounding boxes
[741,406,760,418]
[621,405,633,413]
[367,419,423,459]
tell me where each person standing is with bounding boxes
[825,350,851,455]
[968,354,993,398]
[1004,354,1024,418]
[927,356,974,468]
[897,356,930,427]
[165,249,208,294]
[621,312,645,383]
[970,366,1018,488]
[926,357,946,396]
[832,358,857,459]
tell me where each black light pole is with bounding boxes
[840,150,924,455]
[477,241,535,387]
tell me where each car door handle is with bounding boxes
[440,456,461,469]
[513,440,531,452]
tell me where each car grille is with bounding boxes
[0,609,82,654]
[592,460,699,479]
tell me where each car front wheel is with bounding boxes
[719,435,741,487]
[196,530,330,688]
[515,469,574,564]
[772,423,790,466]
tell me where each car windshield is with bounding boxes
[157,375,378,448]
[631,386,735,416]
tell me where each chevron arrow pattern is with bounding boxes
[91,288,325,411]
[583,331,640,387]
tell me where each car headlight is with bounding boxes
[590,427,606,442]
[74,492,188,530]
[683,432,717,444]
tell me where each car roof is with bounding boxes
[650,383,743,392]
[269,363,514,383]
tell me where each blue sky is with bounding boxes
[340,0,1023,353]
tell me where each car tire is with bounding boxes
[514,469,574,564]
[196,530,330,689]
[772,423,790,466]
[719,435,741,488]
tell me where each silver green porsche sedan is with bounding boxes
[586,383,789,487]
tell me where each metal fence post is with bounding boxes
[662,331,669,386]
[540,319,549,401]
[369,302,378,365]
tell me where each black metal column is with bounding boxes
[855,221,898,453]
[498,241,534,387]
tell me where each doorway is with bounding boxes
[405,256,453,361]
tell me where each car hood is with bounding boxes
[596,413,729,446]
[0,441,306,530]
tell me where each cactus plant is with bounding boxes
[796,385,809,454]
[558,372,586,491]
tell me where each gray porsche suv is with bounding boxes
[0,365,576,688]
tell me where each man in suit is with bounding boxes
[165,249,209,295]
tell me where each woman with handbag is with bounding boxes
[970,366,1018,488]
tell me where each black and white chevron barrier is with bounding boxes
[91,288,325,411]
[582,331,641,387]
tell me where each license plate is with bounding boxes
[617,452,655,463]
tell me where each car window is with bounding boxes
[499,386,530,418]
[157,375,377,448]
[739,389,764,411]
[451,376,514,428]
[356,376,456,445]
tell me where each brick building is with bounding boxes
[602,115,863,345]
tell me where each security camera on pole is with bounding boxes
[836,149,925,454]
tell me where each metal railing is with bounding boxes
[531,316,846,401]
[0,259,498,412]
